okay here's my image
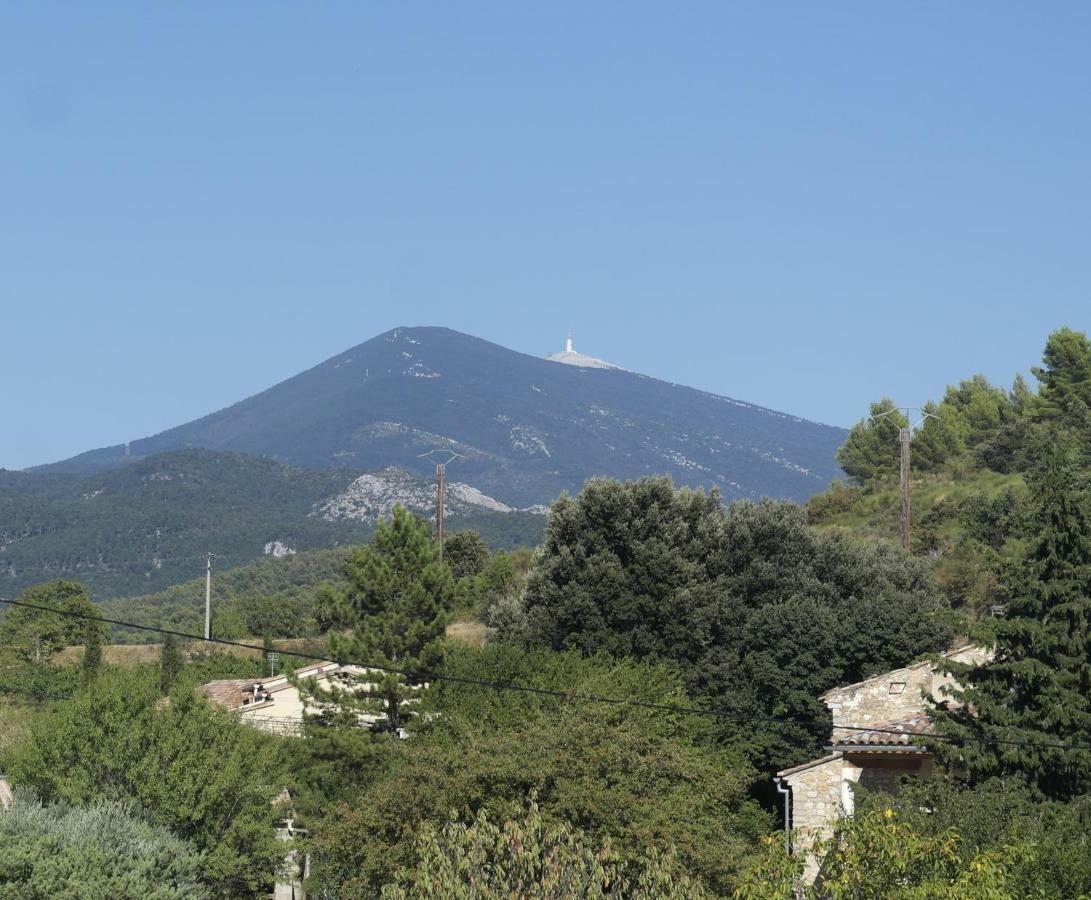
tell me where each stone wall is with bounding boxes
[822,645,989,728]
[782,754,844,881]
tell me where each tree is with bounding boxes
[0,793,209,899]
[80,615,103,685]
[309,506,455,732]
[380,797,711,900]
[932,449,1091,799]
[836,400,907,484]
[522,478,952,767]
[6,668,288,891]
[0,581,106,664]
[159,633,184,694]
[302,645,766,897]
[442,530,490,579]
[733,806,1030,899]
[1032,326,1091,434]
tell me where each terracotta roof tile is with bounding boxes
[202,679,254,709]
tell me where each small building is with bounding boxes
[203,660,413,737]
[775,645,989,881]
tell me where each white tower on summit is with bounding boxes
[545,333,620,370]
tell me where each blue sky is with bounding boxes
[3,3,1089,470]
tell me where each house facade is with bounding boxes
[202,661,388,736]
[775,645,989,880]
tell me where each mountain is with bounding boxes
[0,450,545,601]
[40,327,846,505]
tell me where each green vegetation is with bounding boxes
[933,449,1091,800]
[0,580,106,664]
[0,794,208,899]
[5,329,1091,897]
[0,448,546,604]
[380,797,710,900]
[299,644,766,897]
[5,669,289,893]
[306,505,456,732]
[519,478,952,768]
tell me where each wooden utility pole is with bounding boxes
[435,462,446,562]
[899,427,911,551]
[418,450,463,562]
[872,406,933,553]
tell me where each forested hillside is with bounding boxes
[0,449,544,601]
[806,327,1091,618]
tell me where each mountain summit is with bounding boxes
[41,327,845,504]
[545,335,620,370]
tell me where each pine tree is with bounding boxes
[160,633,184,694]
[932,448,1091,799]
[306,505,455,733]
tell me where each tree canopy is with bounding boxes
[521,477,952,766]
[6,669,288,892]
[380,797,711,900]
[308,505,456,732]
[932,451,1091,799]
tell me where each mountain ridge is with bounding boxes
[33,326,845,505]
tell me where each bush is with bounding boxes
[0,793,208,899]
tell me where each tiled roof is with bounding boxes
[202,679,255,709]
[830,715,933,750]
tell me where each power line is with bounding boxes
[1,594,1087,753]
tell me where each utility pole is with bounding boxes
[436,462,446,562]
[872,408,934,553]
[899,427,911,551]
[204,552,216,640]
[418,450,464,562]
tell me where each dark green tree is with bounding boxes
[932,450,1091,799]
[159,633,184,694]
[0,580,106,664]
[442,530,490,579]
[7,668,287,891]
[523,478,952,768]
[1032,326,1091,433]
[80,616,104,685]
[309,505,456,733]
[836,399,907,484]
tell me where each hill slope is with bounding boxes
[40,327,845,505]
[0,449,544,600]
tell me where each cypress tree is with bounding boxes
[80,618,104,685]
[932,447,1091,799]
[160,633,184,694]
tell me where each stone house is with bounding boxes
[775,645,989,880]
[203,660,415,736]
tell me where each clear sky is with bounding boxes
[3,3,1089,470]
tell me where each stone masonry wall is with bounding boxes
[822,646,989,729]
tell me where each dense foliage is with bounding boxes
[0,448,545,603]
[300,645,767,897]
[0,793,208,900]
[305,505,456,731]
[0,580,107,664]
[5,669,289,893]
[380,797,710,899]
[520,477,952,767]
[932,450,1091,800]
